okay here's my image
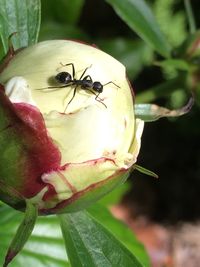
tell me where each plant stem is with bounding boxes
[184,0,196,34]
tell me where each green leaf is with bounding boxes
[59,210,144,267]
[3,200,38,267]
[153,0,187,47]
[41,0,84,25]
[88,204,150,267]
[0,205,69,267]
[0,0,41,54]
[97,38,153,79]
[134,97,194,122]
[155,59,190,71]
[39,22,87,41]
[54,0,85,25]
[105,0,171,58]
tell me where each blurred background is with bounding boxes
[19,0,200,266]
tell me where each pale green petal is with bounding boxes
[0,40,138,167]
[0,40,144,210]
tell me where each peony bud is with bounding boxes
[0,40,144,214]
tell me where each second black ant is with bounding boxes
[38,63,120,109]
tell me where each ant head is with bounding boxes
[93,81,103,93]
[55,72,72,84]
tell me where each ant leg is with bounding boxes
[35,84,72,91]
[82,75,93,81]
[79,65,92,80]
[59,63,75,79]
[88,90,107,108]
[103,81,120,89]
[95,93,107,108]
[64,85,78,111]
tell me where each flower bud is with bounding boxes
[0,40,144,214]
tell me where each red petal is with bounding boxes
[13,102,61,197]
[0,87,61,202]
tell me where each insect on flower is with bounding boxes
[37,63,120,110]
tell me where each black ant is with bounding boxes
[38,63,120,109]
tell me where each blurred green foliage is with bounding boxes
[0,1,200,266]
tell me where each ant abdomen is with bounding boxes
[55,72,72,84]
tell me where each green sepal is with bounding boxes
[134,164,158,179]
[135,97,194,122]
[3,200,38,267]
